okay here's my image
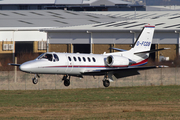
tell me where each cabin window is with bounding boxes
[73,57,77,61]
[92,57,96,62]
[83,57,86,62]
[53,54,59,62]
[87,57,91,62]
[78,57,81,61]
[68,56,71,61]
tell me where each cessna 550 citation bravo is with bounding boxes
[9,25,168,87]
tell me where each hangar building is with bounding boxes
[42,11,180,62]
[0,0,145,11]
[0,10,180,64]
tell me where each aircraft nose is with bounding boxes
[20,63,29,72]
[19,61,34,73]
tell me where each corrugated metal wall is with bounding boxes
[49,32,90,44]
[153,32,178,44]
[49,32,178,44]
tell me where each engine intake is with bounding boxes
[106,55,129,67]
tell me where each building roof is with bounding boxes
[0,10,179,32]
[0,0,131,5]
[106,0,131,4]
[0,10,125,29]
[146,6,180,11]
[41,11,180,32]
[89,0,131,6]
[55,0,83,4]
[0,0,55,4]
[82,0,96,4]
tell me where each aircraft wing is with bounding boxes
[82,65,168,79]
[8,63,21,66]
[99,65,168,72]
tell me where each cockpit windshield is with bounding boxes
[36,53,45,60]
[37,53,59,62]
[37,53,52,61]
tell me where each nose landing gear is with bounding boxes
[32,74,40,84]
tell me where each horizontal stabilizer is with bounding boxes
[8,63,21,66]
[134,48,170,54]
[109,47,127,52]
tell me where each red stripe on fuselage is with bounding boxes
[130,59,148,66]
[44,65,128,68]
[42,59,148,68]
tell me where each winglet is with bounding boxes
[156,65,169,68]
[164,48,171,50]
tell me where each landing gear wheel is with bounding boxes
[32,77,38,84]
[103,80,110,87]
[62,75,71,87]
[64,79,70,87]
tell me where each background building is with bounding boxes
[0,0,145,11]
[0,10,180,68]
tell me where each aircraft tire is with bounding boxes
[103,80,110,87]
[32,78,38,84]
[64,79,70,86]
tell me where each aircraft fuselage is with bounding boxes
[20,52,125,75]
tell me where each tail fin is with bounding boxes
[131,25,155,53]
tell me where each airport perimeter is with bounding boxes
[0,67,179,90]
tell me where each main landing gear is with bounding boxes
[62,75,71,87]
[32,74,40,84]
[103,79,110,87]
[103,75,110,87]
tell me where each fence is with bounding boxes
[0,67,180,90]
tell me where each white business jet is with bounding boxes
[9,25,168,87]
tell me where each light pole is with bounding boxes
[87,31,93,53]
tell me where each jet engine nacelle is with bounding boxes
[106,55,129,67]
